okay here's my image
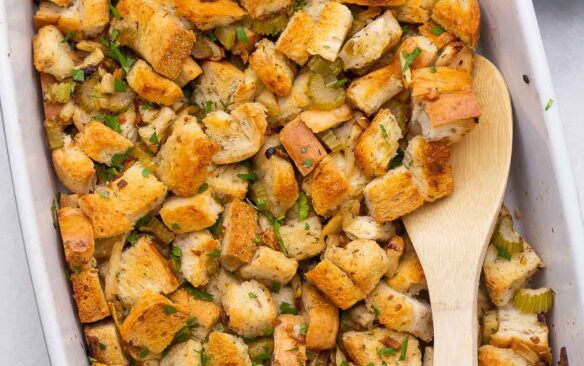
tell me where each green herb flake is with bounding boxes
[273,219,288,256]
[429,25,445,36]
[208,32,218,41]
[272,281,281,293]
[98,342,107,350]
[340,362,349,366]
[379,124,388,138]
[201,352,212,365]
[253,236,261,244]
[373,306,381,317]
[401,25,410,34]
[545,98,554,111]
[186,286,214,301]
[280,302,298,315]
[110,147,134,170]
[332,78,348,89]
[141,168,150,177]
[99,191,110,199]
[172,246,182,258]
[496,245,512,261]
[163,305,177,315]
[198,182,209,193]
[72,266,81,275]
[249,292,258,299]
[171,223,181,231]
[72,69,85,82]
[377,347,397,356]
[431,66,437,73]
[263,328,274,336]
[207,249,221,257]
[297,191,309,220]
[236,26,249,43]
[95,114,121,133]
[137,347,150,358]
[149,132,159,145]
[300,146,307,154]
[127,231,138,245]
[61,31,77,46]
[51,193,60,228]
[402,47,422,72]
[302,159,313,168]
[109,1,120,19]
[300,324,308,336]
[114,78,127,92]
[174,326,190,343]
[304,222,310,231]
[136,213,153,228]
[293,0,308,11]
[399,336,409,361]
[209,216,224,237]
[237,172,258,183]
[389,149,404,169]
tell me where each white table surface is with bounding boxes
[0,1,583,364]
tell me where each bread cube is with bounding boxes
[398,36,439,87]
[160,191,224,234]
[204,331,252,366]
[156,115,219,196]
[432,0,481,48]
[366,281,433,342]
[48,0,71,6]
[120,293,190,354]
[75,121,133,165]
[395,0,436,24]
[240,0,291,19]
[174,231,220,287]
[239,246,299,286]
[203,103,268,165]
[207,164,250,202]
[273,315,307,365]
[116,237,179,305]
[169,288,222,340]
[483,240,544,307]
[173,0,246,30]
[52,142,96,194]
[84,321,128,365]
[306,155,353,216]
[250,39,295,97]
[160,339,202,366]
[58,206,94,269]
[339,11,402,71]
[346,304,376,330]
[126,60,183,106]
[342,215,395,242]
[280,217,324,261]
[271,71,311,125]
[279,117,327,176]
[206,268,240,306]
[80,0,109,37]
[419,21,456,49]
[355,109,402,179]
[193,61,256,109]
[387,250,427,296]
[301,283,339,351]
[338,0,406,4]
[222,280,277,337]
[71,268,110,323]
[33,25,76,80]
[300,104,353,134]
[305,259,364,310]
[175,57,202,88]
[307,2,353,62]
[478,345,531,366]
[385,235,406,279]
[220,200,259,271]
[276,11,315,66]
[138,107,176,151]
[435,41,474,73]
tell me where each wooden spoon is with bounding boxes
[402,55,513,366]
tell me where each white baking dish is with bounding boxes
[1,0,583,364]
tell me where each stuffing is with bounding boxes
[301,283,339,351]
[271,71,311,125]
[339,11,402,72]
[119,293,190,354]
[138,107,176,152]
[207,164,250,202]
[478,345,530,366]
[366,281,433,342]
[160,191,224,233]
[156,115,219,196]
[52,141,95,194]
[58,206,94,269]
[71,269,110,323]
[220,200,259,271]
[279,217,324,260]
[221,280,278,337]
[159,339,202,366]
[250,39,295,97]
[114,0,195,79]
[398,36,439,87]
[172,0,246,30]
[342,327,423,366]
[305,155,353,216]
[418,21,456,49]
[204,331,252,366]
[116,237,179,305]
[174,231,220,287]
[307,2,353,62]
[346,59,404,116]
[412,66,472,99]
[385,235,407,279]
[240,0,292,19]
[126,60,183,106]
[435,41,474,73]
[273,315,308,366]
[328,151,370,196]
[206,268,240,306]
[256,88,281,118]
[483,240,544,307]
[34,2,68,29]
[387,250,428,296]
[338,0,407,4]
[272,286,296,313]
[239,246,299,286]
[203,103,268,165]
[169,288,222,340]
[275,11,315,66]
[74,121,134,165]
[305,259,365,310]
[174,57,203,88]
[300,104,353,134]
[49,0,71,6]
[279,117,327,176]
[80,0,109,37]
[432,0,481,48]
[193,61,256,110]
[342,215,395,242]
[84,321,128,365]
[403,135,454,202]
[354,109,402,179]
[364,166,425,222]
[33,25,76,80]
[346,304,376,330]
[395,0,437,24]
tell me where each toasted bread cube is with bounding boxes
[478,345,530,366]
[338,0,406,4]
[75,121,133,165]
[301,283,339,351]
[71,269,110,323]
[239,246,299,286]
[58,207,94,269]
[127,60,183,106]
[279,117,327,176]
[138,107,176,152]
[404,136,453,202]
[207,164,250,202]
[80,0,109,37]
[398,36,439,87]
[385,235,406,279]
[272,286,295,313]
[203,103,268,165]
[120,293,190,354]
[305,259,364,310]
[276,11,315,66]
[280,217,323,260]
[346,304,376,330]
[306,155,353,216]
[116,237,179,305]
[419,21,456,49]
[396,0,436,24]
[78,193,132,238]
[206,268,240,306]
[173,0,246,30]
[366,281,433,342]
[49,0,71,6]
[308,2,352,62]
[354,109,402,179]
[343,328,422,366]
[250,39,295,97]
[325,239,390,294]
[300,104,353,134]
[271,71,311,125]
[222,280,277,337]
[364,166,425,222]
[193,61,256,109]
[156,115,219,196]
[175,57,202,87]
[34,2,67,29]
[160,339,202,366]
[387,250,427,296]
[346,59,404,116]
[160,191,224,234]
[84,321,128,365]
[339,11,402,71]
[169,288,222,340]
[483,241,544,307]
[115,0,195,79]
[273,315,307,365]
[52,141,95,194]
[220,200,259,271]
[432,0,480,48]
[412,66,472,98]
[174,231,220,287]
[33,26,76,80]
[435,41,474,73]
[240,0,291,19]
[329,150,370,195]
[342,215,395,242]
[204,331,252,366]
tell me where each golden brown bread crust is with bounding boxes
[249,39,295,97]
[159,191,223,233]
[432,0,481,48]
[395,0,436,24]
[78,193,133,238]
[84,321,128,365]
[419,21,456,49]
[205,331,252,366]
[220,200,259,271]
[58,207,95,269]
[240,0,292,19]
[424,89,481,126]
[478,345,530,366]
[126,60,183,107]
[275,11,315,66]
[305,259,364,310]
[169,288,222,338]
[338,0,406,4]
[74,121,134,165]
[279,117,327,176]
[173,0,246,30]
[307,155,353,216]
[412,66,472,99]
[71,269,110,323]
[52,143,96,195]
[80,0,109,36]
[301,283,339,351]
[273,314,307,366]
[49,0,71,6]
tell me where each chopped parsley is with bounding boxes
[94,114,121,133]
[379,124,388,138]
[293,0,308,11]
[332,78,348,89]
[496,245,512,261]
[373,306,381,317]
[297,191,309,220]
[126,231,138,245]
[114,78,127,92]
[429,25,445,36]
[98,342,106,351]
[431,66,437,73]
[300,146,307,154]
[401,25,410,34]
[207,249,221,257]
[252,236,261,244]
[248,292,258,299]
[99,191,110,199]
[340,362,349,366]
[198,183,209,193]
[171,223,181,231]
[171,246,182,271]
[141,168,150,177]
[299,324,307,336]
[545,98,554,111]
[61,31,77,46]
[304,222,310,231]
[402,47,422,72]
[399,336,409,361]
[236,26,249,43]
[389,149,404,169]
[110,147,134,170]
[71,69,85,82]
[209,216,224,237]
[149,132,159,145]
[163,305,177,315]
[263,328,274,336]
[237,171,258,183]
[137,347,150,358]
[302,159,313,168]
[185,286,214,301]
[109,1,120,19]
[280,302,298,315]
[377,347,398,356]
[272,281,281,293]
